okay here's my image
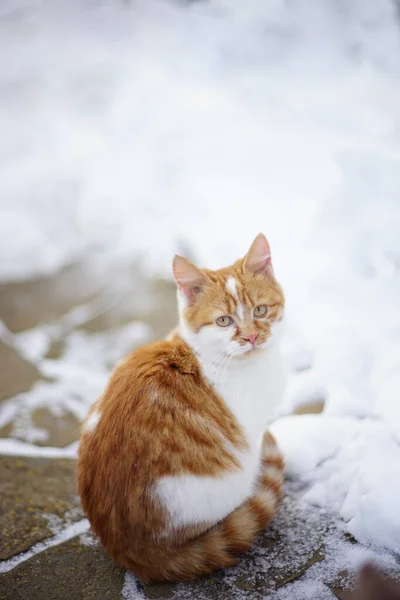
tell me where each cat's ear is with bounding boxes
[173,255,209,303]
[243,233,272,276]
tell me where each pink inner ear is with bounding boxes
[177,281,202,303]
[173,255,208,303]
[244,233,272,275]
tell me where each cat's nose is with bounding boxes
[242,333,258,345]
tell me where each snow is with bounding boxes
[272,416,400,553]
[1,0,400,588]
[0,437,78,458]
[122,574,146,600]
[0,319,151,444]
[1,0,400,281]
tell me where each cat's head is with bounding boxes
[173,233,284,360]
[350,564,400,600]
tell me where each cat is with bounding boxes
[77,233,286,582]
[349,564,400,600]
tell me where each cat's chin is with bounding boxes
[229,345,265,359]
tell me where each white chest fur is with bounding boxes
[204,344,286,442]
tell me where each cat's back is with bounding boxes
[79,337,205,464]
[100,336,203,415]
[78,336,245,489]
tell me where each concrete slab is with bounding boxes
[0,533,124,600]
[0,341,41,402]
[0,456,81,560]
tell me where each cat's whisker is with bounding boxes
[214,353,231,383]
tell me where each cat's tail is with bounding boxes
[128,432,284,583]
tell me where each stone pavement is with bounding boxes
[0,264,356,599]
[0,454,353,600]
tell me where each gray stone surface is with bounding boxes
[0,341,41,402]
[0,265,100,334]
[30,408,82,448]
[0,456,81,560]
[0,477,354,600]
[0,534,124,600]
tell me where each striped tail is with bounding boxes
[126,431,284,582]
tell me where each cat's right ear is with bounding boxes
[173,256,209,304]
[243,233,272,276]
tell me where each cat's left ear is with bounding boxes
[243,233,272,276]
[173,255,209,304]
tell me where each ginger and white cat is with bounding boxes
[78,233,286,582]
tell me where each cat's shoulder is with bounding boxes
[116,334,201,380]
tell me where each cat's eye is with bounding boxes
[254,305,268,318]
[216,316,234,327]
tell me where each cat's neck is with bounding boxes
[195,341,271,382]
[178,320,275,375]
[178,321,285,441]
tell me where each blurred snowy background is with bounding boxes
[0,0,400,588]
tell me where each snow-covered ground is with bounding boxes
[1,0,400,585]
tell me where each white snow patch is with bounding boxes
[0,438,78,458]
[274,581,335,600]
[272,415,400,553]
[79,531,99,548]
[122,573,146,600]
[1,0,399,282]
[84,410,100,434]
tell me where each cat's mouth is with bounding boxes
[234,343,264,357]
